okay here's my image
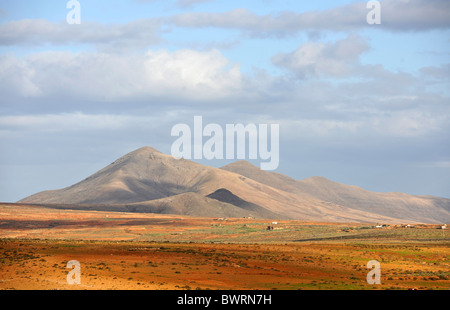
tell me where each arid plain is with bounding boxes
[0,203,448,290]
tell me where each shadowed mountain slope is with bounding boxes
[206,188,285,219]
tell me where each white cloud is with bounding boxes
[2,0,446,52]
[0,54,42,97]
[0,112,180,140]
[0,1,448,53]
[268,108,446,140]
[276,118,365,138]
[176,0,215,9]
[0,18,163,51]
[0,49,243,101]
[370,110,446,137]
[420,63,450,80]
[143,49,242,98]
[171,0,450,37]
[272,34,369,78]
[1,44,447,144]
[0,113,141,132]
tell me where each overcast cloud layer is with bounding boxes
[0,0,449,202]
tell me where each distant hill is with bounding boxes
[19,146,450,223]
[113,191,289,219]
[206,188,285,219]
[221,161,450,223]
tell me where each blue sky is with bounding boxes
[0,0,449,202]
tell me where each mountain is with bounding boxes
[221,161,450,223]
[19,146,292,219]
[119,192,279,218]
[19,146,450,223]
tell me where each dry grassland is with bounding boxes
[0,204,449,290]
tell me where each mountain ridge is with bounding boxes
[19,146,450,223]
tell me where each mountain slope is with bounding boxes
[221,161,450,223]
[18,147,330,220]
[20,147,214,204]
[206,188,285,219]
[19,147,450,223]
[121,192,284,218]
[19,147,307,219]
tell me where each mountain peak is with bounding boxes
[221,160,260,171]
[130,146,162,155]
[301,176,332,183]
[106,146,165,169]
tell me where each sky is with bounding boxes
[0,0,449,202]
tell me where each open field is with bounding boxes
[0,203,449,290]
[1,239,449,290]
